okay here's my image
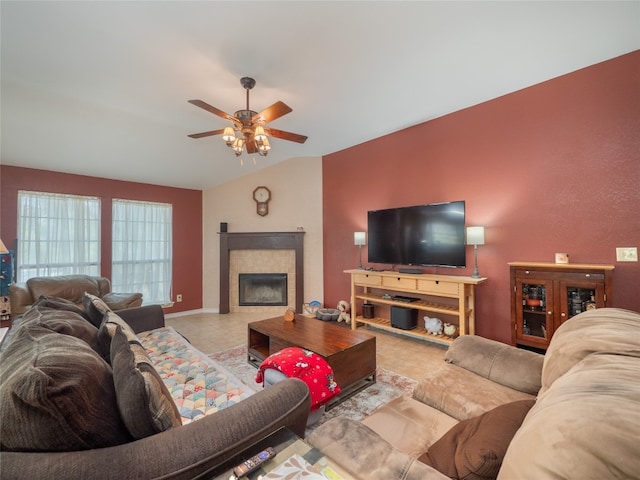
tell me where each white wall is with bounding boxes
[202,156,323,311]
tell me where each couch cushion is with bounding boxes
[500,353,640,480]
[362,396,459,457]
[419,399,535,480]
[541,308,640,394]
[27,275,103,305]
[18,304,102,356]
[0,324,132,452]
[83,292,113,328]
[110,325,182,439]
[445,335,543,395]
[413,363,535,421]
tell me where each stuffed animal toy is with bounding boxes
[337,300,351,324]
[424,316,443,335]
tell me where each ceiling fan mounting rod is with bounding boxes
[240,77,256,110]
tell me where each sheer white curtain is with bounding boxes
[17,191,101,282]
[112,199,172,305]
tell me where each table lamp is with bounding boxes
[466,226,485,279]
[354,232,366,269]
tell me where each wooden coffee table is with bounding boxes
[248,314,376,409]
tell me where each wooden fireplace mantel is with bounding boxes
[219,231,305,314]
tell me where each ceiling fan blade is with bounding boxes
[188,129,225,139]
[188,99,238,123]
[264,127,308,144]
[253,101,292,124]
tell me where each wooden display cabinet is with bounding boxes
[509,262,614,350]
[345,269,487,346]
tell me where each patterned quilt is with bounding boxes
[138,326,255,424]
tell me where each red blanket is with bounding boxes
[255,347,341,410]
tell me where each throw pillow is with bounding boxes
[110,325,182,439]
[83,292,112,328]
[32,295,93,322]
[97,310,139,359]
[418,399,535,480]
[18,304,102,357]
[0,325,132,452]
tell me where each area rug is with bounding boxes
[209,344,418,434]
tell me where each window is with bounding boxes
[112,199,172,305]
[17,191,101,282]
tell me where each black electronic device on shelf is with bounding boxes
[399,267,423,274]
[391,295,420,303]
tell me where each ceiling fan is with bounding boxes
[188,77,307,157]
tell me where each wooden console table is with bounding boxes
[346,269,487,346]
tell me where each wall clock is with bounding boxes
[253,186,271,216]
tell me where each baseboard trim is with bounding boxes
[165,307,219,319]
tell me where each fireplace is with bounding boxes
[239,273,288,306]
[219,232,305,314]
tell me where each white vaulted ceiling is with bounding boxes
[1,1,638,189]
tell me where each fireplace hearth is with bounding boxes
[239,273,288,306]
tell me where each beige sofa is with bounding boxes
[308,308,640,480]
[9,274,143,318]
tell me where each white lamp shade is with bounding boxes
[354,231,366,246]
[222,127,235,142]
[466,226,485,246]
[254,125,267,142]
[0,239,8,254]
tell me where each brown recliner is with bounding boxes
[9,274,142,318]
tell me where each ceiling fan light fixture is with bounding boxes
[254,125,267,142]
[257,136,270,156]
[222,126,236,145]
[232,137,244,156]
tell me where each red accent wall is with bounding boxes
[0,166,202,314]
[322,51,640,344]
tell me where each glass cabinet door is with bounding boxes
[559,278,605,326]
[516,278,552,345]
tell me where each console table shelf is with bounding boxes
[345,269,487,346]
[356,293,461,316]
[353,315,456,346]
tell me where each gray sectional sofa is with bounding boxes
[0,297,311,480]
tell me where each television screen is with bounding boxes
[367,201,466,268]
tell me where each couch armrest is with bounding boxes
[445,335,543,395]
[308,417,450,480]
[115,305,165,333]
[8,283,32,318]
[102,292,143,311]
[0,378,311,480]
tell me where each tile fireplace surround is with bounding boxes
[219,232,305,314]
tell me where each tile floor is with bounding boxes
[166,312,447,381]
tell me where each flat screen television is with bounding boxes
[367,201,466,268]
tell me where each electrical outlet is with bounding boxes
[176,294,183,302]
[616,247,638,262]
